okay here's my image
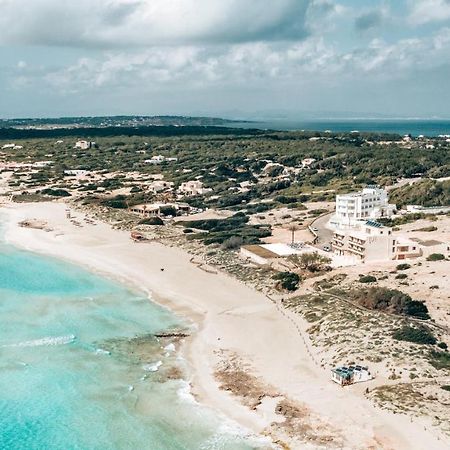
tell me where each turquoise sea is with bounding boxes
[0,234,267,449]
[230,119,450,136]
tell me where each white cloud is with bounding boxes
[409,0,450,25]
[39,26,450,96]
[0,0,311,47]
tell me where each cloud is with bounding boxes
[354,10,384,31]
[38,25,450,96]
[0,0,312,48]
[409,0,450,25]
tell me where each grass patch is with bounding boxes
[429,351,450,370]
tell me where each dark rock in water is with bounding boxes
[93,329,190,378]
[154,331,190,339]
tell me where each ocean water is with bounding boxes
[0,238,268,449]
[230,119,450,137]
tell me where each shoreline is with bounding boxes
[2,201,448,449]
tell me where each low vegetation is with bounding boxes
[427,253,446,261]
[349,287,430,319]
[179,213,271,245]
[359,275,377,283]
[412,226,438,232]
[287,252,331,274]
[395,273,408,280]
[273,272,301,291]
[429,351,450,370]
[389,179,450,208]
[393,324,436,345]
[138,217,164,226]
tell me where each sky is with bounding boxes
[1,0,450,119]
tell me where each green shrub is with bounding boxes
[429,351,450,370]
[273,272,300,291]
[395,274,408,280]
[396,263,411,271]
[138,217,164,226]
[180,213,271,246]
[403,300,430,320]
[102,195,128,209]
[159,205,178,217]
[221,236,243,250]
[438,342,448,351]
[413,226,437,232]
[275,195,298,204]
[393,325,436,345]
[359,275,377,283]
[441,385,450,392]
[41,188,71,197]
[350,287,429,319]
[427,253,446,261]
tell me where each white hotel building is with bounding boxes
[332,220,421,263]
[330,186,396,228]
[329,186,421,263]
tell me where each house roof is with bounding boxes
[242,245,279,259]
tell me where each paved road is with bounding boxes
[310,212,334,249]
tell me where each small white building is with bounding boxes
[331,365,372,386]
[411,239,450,259]
[330,186,396,228]
[64,169,90,177]
[144,155,178,165]
[301,158,316,167]
[74,141,96,150]
[178,180,212,196]
[148,180,174,194]
[405,205,450,215]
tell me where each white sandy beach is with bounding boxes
[2,201,448,450]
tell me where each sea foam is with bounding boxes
[143,361,162,372]
[2,334,76,348]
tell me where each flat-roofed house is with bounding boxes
[129,202,190,218]
[178,180,212,196]
[240,245,281,265]
[74,140,96,150]
[332,220,422,263]
[331,365,372,386]
[330,186,396,229]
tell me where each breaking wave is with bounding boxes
[2,334,76,348]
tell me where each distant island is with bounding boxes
[0,115,253,130]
